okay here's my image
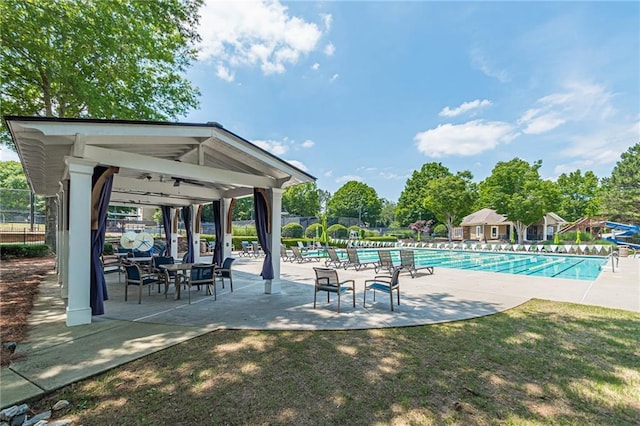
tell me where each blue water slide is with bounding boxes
[604,221,640,249]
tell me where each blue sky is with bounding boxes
[3,1,638,202]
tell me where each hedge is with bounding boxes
[282,222,304,238]
[0,244,51,259]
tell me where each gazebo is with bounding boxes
[5,116,316,326]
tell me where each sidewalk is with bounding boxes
[2,255,638,408]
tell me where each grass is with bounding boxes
[30,299,639,425]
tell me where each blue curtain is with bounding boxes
[212,200,223,266]
[182,206,194,263]
[161,205,172,256]
[90,167,115,315]
[253,188,274,279]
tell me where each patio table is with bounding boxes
[158,263,195,300]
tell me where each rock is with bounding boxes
[1,342,17,354]
[23,410,51,426]
[46,420,73,426]
[0,404,28,422]
[51,400,70,411]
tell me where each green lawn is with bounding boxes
[33,299,640,425]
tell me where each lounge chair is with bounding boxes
[344,248,376,271]
[291,246,322,263]
[324,247,348,268]
[399,249,434,278]
[280,244,294,262]
[375,250,396,274]
[313,267,355,313]
[239,241,251,257]
[364,267,402,311]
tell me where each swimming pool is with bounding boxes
[319,248,608,281]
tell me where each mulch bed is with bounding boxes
[0,255,56,367]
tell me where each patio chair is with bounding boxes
[297,241,308,253]
[251,241,262,257]
[324,247,348,268]
[291,246,322,263]
[186,264,216,303]
[215,257,235,292]
[123,262,159,304]
[364,267,402,311]
[239,241,251,257]
[280,244,294,262]
[399,249,434,278]
[151,255,177,297]
[313,267,356,313]
[375,250,396,274]
[344,248,376,271]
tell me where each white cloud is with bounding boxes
[253,139,288,156]
[324,170,333,177]
[439,99,492,117]
[335,175,363,183]
[286,159,308,171]
[321,13,332,30]
[518,81,616,135]
[414,120,517,157]
[379,171,404,180]
[199,0,330,79]
[470,47,510,83]
[324,42,335,56]
[329,73,339,83]
[301,139,315,148]
[216,65,235,82]
[311,62,320,70]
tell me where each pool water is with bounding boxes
[313,248,607,281]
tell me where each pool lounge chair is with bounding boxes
[291,246,322,263]
[325,247,348,268]
[375,249,396,274]
[344,248,377,271]
[399,249,434,278]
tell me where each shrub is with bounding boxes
[327,224,348,239]
[305,223,322,239]
[282,222,304,238]
[233,225,257,236]
[0,244,51,259]
[433,224,447,237]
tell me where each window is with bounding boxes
[491,226,498,238]
[476,226,482,238]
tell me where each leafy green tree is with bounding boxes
[327,223,348,239]
[305,222,322,239]
[556,170,601,222]
[600,142,640,223]
[396,162,450,226]
[378,199,397,228]
[478,158,559,244]
[233,197,253,221]
[424,172,478,241]
[326,181,382,226]
[317,189,331,213]
[0,161,29,211]
[282,182,320,217]
[1,0,202,248]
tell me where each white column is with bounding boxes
[543,215,548,241]
[265,188,283,294]
[59,181,70,298]
[191,204,200,263]
[65,158,96,326]
[170,208,178,260]
[222,198,233,260]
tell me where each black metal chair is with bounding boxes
[215,257,235,292]
[186,264,216,303]
[312,267,355,313]
[123,263,158,304]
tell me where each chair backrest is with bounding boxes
[346,248,359,263]
[297,241,305,249]
[222,257,235,269]
[291,246,302,258]
[280,245,287,257]
[153,256,174,268]
[191,264,214,281]
[399,250,414,268]
[313,267,338,287]
[327,247,340,262]
[124,264,141,281]
[390,267,402,287]
[133,250,150,257]
[378,250,393,266]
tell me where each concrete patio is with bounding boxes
[1,254,638,408]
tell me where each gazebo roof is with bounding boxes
[460,208,508,226]
[5,116,315,207]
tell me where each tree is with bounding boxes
[232,197,253,221]
[378,199,397,228]
[478,158,559,244]
[327,181,382,226]
[424,172,478,241]
[396,162,450,226]
[408,219,434,242]
[317,189,331,213]
[556,170,601,222]
[600,142,640,223]
[282,182,320,217]
[1,0,202,248]
[0,161,29,211]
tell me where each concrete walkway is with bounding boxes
[2,254,638,408]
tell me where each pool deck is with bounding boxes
[1,253,638,408]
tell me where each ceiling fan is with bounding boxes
[171,176,205,187]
